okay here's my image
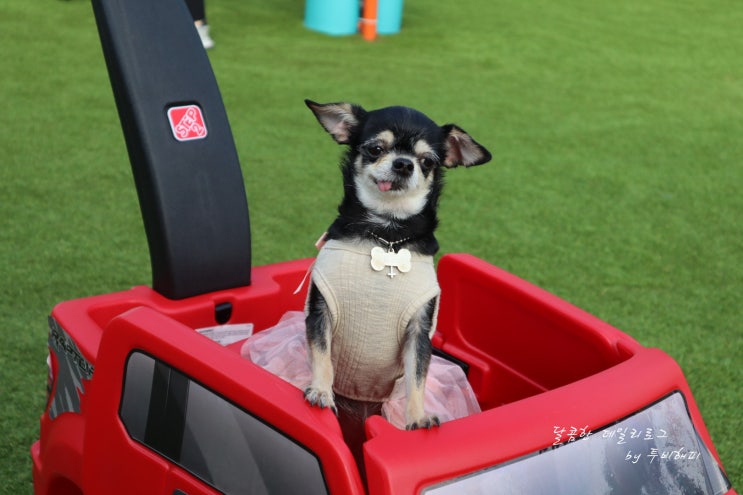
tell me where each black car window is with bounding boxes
[120,352,328,495]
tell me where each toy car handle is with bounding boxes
[92,0,251,299]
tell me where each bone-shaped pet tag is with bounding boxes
[370,247,412,278]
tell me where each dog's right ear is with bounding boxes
[305,100,366,145]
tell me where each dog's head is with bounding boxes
[306,100,491,221]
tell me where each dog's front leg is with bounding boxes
[403,298,440,430]
[304,283,337,414]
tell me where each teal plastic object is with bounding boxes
[304,0,358,36]
[377,0,403,34]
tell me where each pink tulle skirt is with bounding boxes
[241,311,481,429]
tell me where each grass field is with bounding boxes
[2,0,741,492]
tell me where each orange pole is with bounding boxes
[361,0,378,41]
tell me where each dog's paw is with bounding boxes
[304,387,338,415]
[405,415,440,431]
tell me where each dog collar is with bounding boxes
[367,232,414,252]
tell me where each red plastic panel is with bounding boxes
[435,254,634,409]
[81,305,363,494]
[364,348,699,493]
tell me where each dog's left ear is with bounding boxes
[441,124,492,168]
[305,100,367,145]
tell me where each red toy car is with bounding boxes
[31,0,735,493]
[32,254,735,494]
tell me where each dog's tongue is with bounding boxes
[377,181,393,192]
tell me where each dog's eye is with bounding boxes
[420,157,436,170]
[366,145,384,158]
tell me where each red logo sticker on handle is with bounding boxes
[167,105,208,142]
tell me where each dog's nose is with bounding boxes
[392,158,414,175]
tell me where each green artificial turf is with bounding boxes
[2,0,741,492]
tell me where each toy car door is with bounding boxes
[80,304,361,494]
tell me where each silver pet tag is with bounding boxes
[371,247,412,278]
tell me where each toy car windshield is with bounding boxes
[424,392,730,494]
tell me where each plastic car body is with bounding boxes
[32,254,734,494]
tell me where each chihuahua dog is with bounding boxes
[303,100,491,431]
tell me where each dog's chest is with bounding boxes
[310,239,440,400]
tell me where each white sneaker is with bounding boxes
[196,24,215,50]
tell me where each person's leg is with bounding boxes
[184,0,214,49]
[184,0,206,23]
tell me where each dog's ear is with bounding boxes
[441,124,492,168]
[305,100,366,145]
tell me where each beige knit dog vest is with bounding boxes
[309,239,441,401]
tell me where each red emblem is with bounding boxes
[167,105,208,142]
